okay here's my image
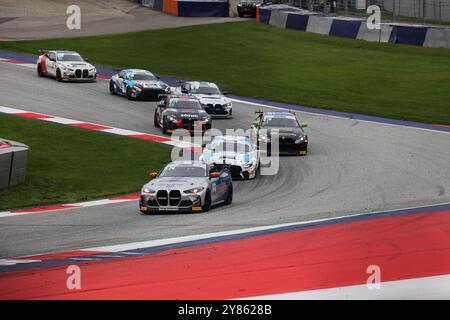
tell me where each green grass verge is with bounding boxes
[1,21,450,125]
[0,114,170,210]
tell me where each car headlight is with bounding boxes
[295,137,306,144]
[184,187,204,194]
[133,85,142,91]
[167,115,177,122]
[142,188,155,194]
[89,68,96,72]
[60,65,67,71]
[225,102,232,107]
[243,161,254,168]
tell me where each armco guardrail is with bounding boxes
[257,5,450,49]
[0,139,28,188]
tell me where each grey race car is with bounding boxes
[139,161,233,214]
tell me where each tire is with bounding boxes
[224,184,233,205]
[109,81,116,95]
[162,118,169,134]
[154,112,159,127]
[56,69,62,82]
[202,190,211,212]
[37,64,44,77]
[140,210,148,215]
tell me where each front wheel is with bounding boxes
[224,184,233,205]
[109,81,116,95]
[202,190,211,212]
[56,69,62,82]
[126,87,133,100]
[37,64,44,77]
[154,112,159,127]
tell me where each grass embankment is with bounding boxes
[1,21,449,124]
[0,114,170,210]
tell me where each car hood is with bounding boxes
[193,94,230,105]
[263,127,304,137]
[144,177,208,191]
[133,80,167,89]
[166,109,209,119]
[59,61,94,69]
[202,150,252,165]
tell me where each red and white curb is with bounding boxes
[0,193,141,219]
[0,105,199,218]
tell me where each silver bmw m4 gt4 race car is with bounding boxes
[140,161,233,214]
[37,50,97,82]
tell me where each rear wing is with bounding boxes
[38,49,49,55]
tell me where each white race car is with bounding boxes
[36,50,96,82]
[200,135,260,180]
[180,81,232,118]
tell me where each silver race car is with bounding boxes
[200,135,260,180]
[140,161,233,214]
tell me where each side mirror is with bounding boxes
[300,123,308,128]
[156,75,160,79]
[181,88,189,94]
[210,172,220,178]
[149,172,158,179]
[84,58,89,62]
[222,91,229,95]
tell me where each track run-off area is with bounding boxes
[0,53,450,299]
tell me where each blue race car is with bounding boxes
[109,69,169,101]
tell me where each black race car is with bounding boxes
[154,95,212,135]
[237,0,264,18]
[251,111,308,156]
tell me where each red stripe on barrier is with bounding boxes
[69,123,112,131]
[128,134,171,143]
[15,112,53,119]
[109,194,140,201]
[96,74,111,80]
[433,124,450,128]
[11,205,79,213]
[1,210,449,299]
[1,59,26,64]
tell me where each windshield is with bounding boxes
[169,99,202,110]
[132,73,156,81]
[57,54,84,62]
[209,141,252,153]
[190,85,221,95]
[262,117,298,127]
[159,164,207,177]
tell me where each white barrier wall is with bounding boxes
[423,27,450,48]
[269,10,289,28]
[306,15,333,35]
[357,23,394,43]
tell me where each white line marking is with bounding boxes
[230,98,450,135]
[81,201,450,253]
[0,259,41,266]
[237,274,450,300]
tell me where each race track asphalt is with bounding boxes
[1,62,450,258]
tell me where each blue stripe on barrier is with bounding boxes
[259,8,271,24]
[389,25,428,46]
[329,19,362,39]
[177,1,229,17]
[285,13,309,31]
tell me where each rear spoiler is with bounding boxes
[38,49,49,54]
